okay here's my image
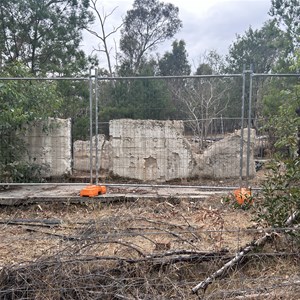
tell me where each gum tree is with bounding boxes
[0,0,94,75]
[119,0,182,75]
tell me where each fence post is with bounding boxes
[246,65,254,185]
[239,65,246,184]
[95,68,99,185]
[89,68,94,185]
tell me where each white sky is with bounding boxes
[82,0,272,69]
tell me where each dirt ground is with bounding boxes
[0,183,299,299]
[0,190,254,265]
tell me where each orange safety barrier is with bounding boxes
[233,187,252,205]
[80,185,107,197]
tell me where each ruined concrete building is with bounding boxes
[23,118,255,181]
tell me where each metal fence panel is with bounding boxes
[2,71,298,186]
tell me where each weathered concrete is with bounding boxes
[73,135,112,173]
[109,119,195,182]
[194,129,256,179]
[22,118,256,182]
[0,184,226,206]
[23,118,72,176]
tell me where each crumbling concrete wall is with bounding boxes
[27,118,255,182]
[109,119,195,181]
[193,129,256,179]
[108,121,256,181]
[73,135,112,173]
[24,118,72,177]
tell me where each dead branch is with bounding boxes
[191,210,299,295]
[0,218,62,228]
[25,228,80,241]
[192,233,274,294]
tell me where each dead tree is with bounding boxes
[86,0,122,76]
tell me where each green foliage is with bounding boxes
[264,82,300,155]
[120,0,182,74]
[225,20,293,125]
[0,63,62,121]
[255,158,300,229]
[56,79,91,140]
[98,60,177,124]
[226,20,289,73]
[99,78,175,124]
[0,63,63,182]
[1,161,49,183]
[270,0,300,48]
[0,0,94,75]
[255,54,300,232]
[159,40,191,76]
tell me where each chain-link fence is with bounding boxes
[1,70,300,299]
[1,70,299,187]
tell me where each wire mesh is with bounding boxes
[1,71,300,299]
[96,75,246,185]
[0,77,92,184]
[0,72,299,187]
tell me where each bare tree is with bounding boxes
[182,78,230,148]
[87,0,122,76]
[167,77,229,149]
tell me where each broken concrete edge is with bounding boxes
[0,194,212,206]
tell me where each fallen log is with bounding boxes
[192,210,299,295]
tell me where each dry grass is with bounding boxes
[0,193,299,299]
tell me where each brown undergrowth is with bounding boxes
[0,195,299,299]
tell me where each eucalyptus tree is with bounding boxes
[158,40,191,76]
[226,20,288,73]
[225,20,291,128]
[157,40,191,119]
[0,0,94,75]
[270,0,300,49]
[119,0,182,75]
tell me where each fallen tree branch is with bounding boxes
[25,228,80,241]
[192,210,299,295]
[0,218,62,228]
[130,249,229,265]
[192,232,273,294]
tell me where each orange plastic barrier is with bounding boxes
[80,185,107,197]
[233,187,252,205]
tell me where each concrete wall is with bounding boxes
[72,120,256,182]
[23,118,256,181]
[73,135,112,173]
[24,118,72,177]
[194,129,256,179]
[109,119,195,181]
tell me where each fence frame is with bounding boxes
[1,70,299,187]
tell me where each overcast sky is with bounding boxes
[82,0,272,69]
